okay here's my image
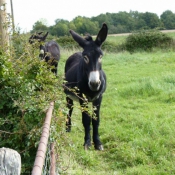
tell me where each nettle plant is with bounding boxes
[0,32,66,172]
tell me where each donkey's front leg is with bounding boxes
[82,111,91,150]
[92,96,104,150]
[66,97,73,132]
[80,100,91,150]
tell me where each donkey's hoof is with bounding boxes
[66,127,71,132]
[84,144,91,150]
[94,144,104,151]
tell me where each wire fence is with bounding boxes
[42,140,57,175]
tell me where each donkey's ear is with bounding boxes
[29,34,35,44]
[42,32,49,41]
[70,30,86,47]
[37,32,43,35]
[95,23,108,46]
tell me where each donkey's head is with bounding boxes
[29,32,48,44]
[29,32,49,60]
[70,23,108,91]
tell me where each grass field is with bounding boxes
[54,34,175,174]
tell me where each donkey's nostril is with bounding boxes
[89,80,101,91]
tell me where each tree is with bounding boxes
[31,20,48,33]
[50,23,69,36]
[129,11,146,30]
[49,19,69,36]
[140,12,162,29]
[30,11,174,36]
[68,21,76,31]
[160,10,175,29]
[92,13,113,27]
[110,12,135,32]
[72,16,99,35]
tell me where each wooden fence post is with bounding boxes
[0,0,9,48]
[0,147,21,175]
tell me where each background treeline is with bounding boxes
[30,10,175,36]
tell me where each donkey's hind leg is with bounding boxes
[66,97,73,132]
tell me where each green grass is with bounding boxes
[165,31,175,39]
[106,35,127,44]
[54,45,175,174]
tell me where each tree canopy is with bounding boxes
[30,10,175,37]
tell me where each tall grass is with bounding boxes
[56,47,175,174]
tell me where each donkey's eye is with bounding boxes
[98,55,102,63]
[84,55,89,64]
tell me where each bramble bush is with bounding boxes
[0,32,66,173]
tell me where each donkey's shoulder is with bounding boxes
[65,52,83,72]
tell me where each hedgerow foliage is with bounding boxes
[56,36,80,49]
[57,30,174,53]
[57,35,123,52]
[0,32,66,173]
[125,30,174,53]
[55,30,175,53]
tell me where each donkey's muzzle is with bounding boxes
[88,71,101,91]
[89,80,101,91]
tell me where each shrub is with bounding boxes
[102,40,126,53]
[124,30,174,53]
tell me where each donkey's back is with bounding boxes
[45,41,60,62]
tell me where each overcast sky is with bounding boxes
[5,0,175,32]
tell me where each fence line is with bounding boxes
[31,101,54,175]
